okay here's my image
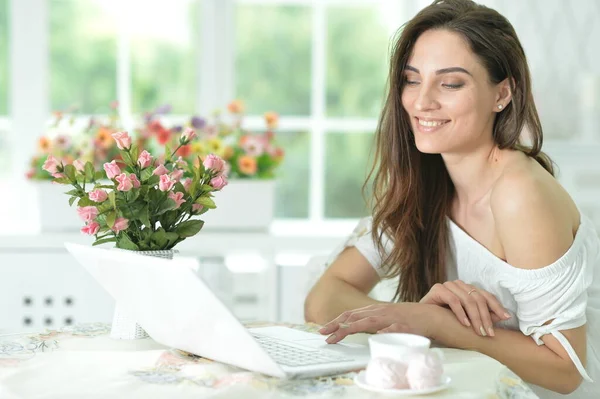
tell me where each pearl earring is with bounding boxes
[497,104,503,109]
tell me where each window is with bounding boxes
[131,0,200,114]
[235,5,312,116]
[49,0,117,113]
[0,0,8,115]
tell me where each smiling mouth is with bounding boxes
[416,117,450,127]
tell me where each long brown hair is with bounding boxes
[367,0,554,302]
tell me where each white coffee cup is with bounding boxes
[369,333,432,364]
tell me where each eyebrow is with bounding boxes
[405,65,472,76]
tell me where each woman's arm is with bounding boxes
[304,246,382,325]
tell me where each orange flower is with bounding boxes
[237,155,257,175]
[264,111,279,129]
[223,146,234,160]
[227,99,245,114]
[96,127,113,149]
[38,137,51,153]
[157,128,172,145]
[176,145,191,158]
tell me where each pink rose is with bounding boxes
[77,206,99,223]
[182,178,192,192]
[129,174,141,188]
[111,131,132,150]
[73,159,85,172]
[52,173,65,179]
[203,154,226,175]
[115,173,133,191]
[210,175,228,190]
[89,189,108,203]
[192,204,203,214]
[170,169,184,182]
[103,161,121,179]
[159,174,175,192]
[81,221,100,236]
[153,164,169,176]
[111,217,129,233]
[81,222,100,236]
[181,127,197,143]
[42,155,60,174]
[137,150,152,168]
[168,191,186,209]
[175,156,187,168]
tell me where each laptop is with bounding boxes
[65,242,370,379]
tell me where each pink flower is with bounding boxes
[137,150,152,168]
[203,154,226,176]
[168,191,186,209]
[192,204,203,214]
[129,174,141,188]
[170,169,184,182]
[210,175,228,190]
[115,173,133,191]
[111,131,132,150]
[52,173,65,179]
[73,159,85,172]
[103,161,121,179]
[182,178,192,192]
[42,155,60,174]
[181,127,197,143]
[175,156,187,168]
[77,206,99,223]
[81,221,100,236]
[89,189,108,203]
[159,174,176,192]
[111,217,129,233]
[153,164,169,176]
[241,135,265,157]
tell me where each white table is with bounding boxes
[0,322,539,399]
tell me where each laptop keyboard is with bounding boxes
[252,334,354,367]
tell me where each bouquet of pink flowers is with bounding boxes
[42,129,228,250]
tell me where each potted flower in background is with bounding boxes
[27,102,122,232]
[43,129,228,338]
[136,100,284,231]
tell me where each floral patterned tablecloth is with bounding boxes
[0,323,538,399]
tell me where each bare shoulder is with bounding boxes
[490,152,580,269]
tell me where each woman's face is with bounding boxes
[401,29,502,155]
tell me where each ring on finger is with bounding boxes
[339,323,350,329]
[467,288,477,296]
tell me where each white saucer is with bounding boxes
[354,371,451,396]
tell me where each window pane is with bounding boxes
[326,6,390,118]
[275,131,310,218]
[236,6,311,116]
[0,0,7,115]
[50,0,117,113]
[131,0,199,115]
[325,132,374,218]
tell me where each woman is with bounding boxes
[304,0,599,397]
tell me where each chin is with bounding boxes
[414,138,444,154]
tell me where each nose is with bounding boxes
[414,85,440,112]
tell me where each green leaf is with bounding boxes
[156,198,177,216]
[164,232,179,246]
[53,177,71,185]
[77,197,95,207]
[140,208,152,229]
[92,237,117,246]
[141,168,154,182]
[130,145,139,165]
[68,196,77,206]
[106,211,117,228]
[165,144,172,161]
[65,189,80,196]
[109,191,116,209]
[95,171,106,181]
[175,220,204,237]
[84,162,95,181]
[146,175,160,187]
[117,234,139,250]
[64,164,77,181]
[151,229,168,248]
[195,196,216,209]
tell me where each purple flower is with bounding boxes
[171,125,183,133]
[154,104,172,115]
[191,116,206,129]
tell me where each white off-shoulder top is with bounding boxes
[328,215,600,398]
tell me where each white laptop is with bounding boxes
[65,242,370,379]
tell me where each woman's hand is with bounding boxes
[419,280,511,337]
[318,303,439,344]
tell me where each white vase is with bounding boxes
[109,249,177,340]
[200,179,276,232]
[34,181,82,233]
